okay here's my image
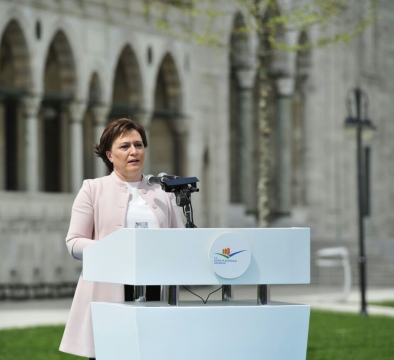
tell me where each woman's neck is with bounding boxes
[113,169,142,182]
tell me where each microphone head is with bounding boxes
[145,174,155,186]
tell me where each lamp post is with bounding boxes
[344,87,376,316]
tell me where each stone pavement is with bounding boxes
[0,285,393,330]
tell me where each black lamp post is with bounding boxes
[344,87,376,316]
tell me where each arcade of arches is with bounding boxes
[0,22,185,194]
[229,13,310,220]
[0,15,308,229]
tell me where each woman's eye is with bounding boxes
[120,145,128,149]
[135,143,143,149]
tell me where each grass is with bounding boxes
[307,310,394,359]
[0,326,74,360]
[0,310,393,359]
[370,300,394,308]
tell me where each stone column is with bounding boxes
[170,115,189,177]
[276,77,295,215]
[21,96,41,192]
[236,68,256,214]
[68,102,87,193]
[91,105,110,178]
[0,98,5,190]
[137,111,153,175]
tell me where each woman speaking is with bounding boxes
[59,118,183,359]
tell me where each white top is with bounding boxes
[124,181,159,229]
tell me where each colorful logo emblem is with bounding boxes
[216,248,247,259]
[209,233,251,279]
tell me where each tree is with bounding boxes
[145,0,376,226]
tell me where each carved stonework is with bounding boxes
[276,77,294,97]
[68,102,87,124]
[236,68,256,90]
[21,96,41,118]
[91,104,110,126]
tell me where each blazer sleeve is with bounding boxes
[65,180,96,260]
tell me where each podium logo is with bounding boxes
[216,248,247,259]
[209,233,251,279]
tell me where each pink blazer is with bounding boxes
[59,172,183,358]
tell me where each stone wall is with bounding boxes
[0,0,394,297]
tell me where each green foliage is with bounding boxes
[156,20,171,30]
[1,310,394,359]
[145,0,376,58]
[237,0,377,53]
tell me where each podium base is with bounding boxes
[91,300,310,360]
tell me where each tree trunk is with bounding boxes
[257,37,271,228]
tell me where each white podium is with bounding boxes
[84,228,310,360]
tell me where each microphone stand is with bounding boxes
[156,176,199,304]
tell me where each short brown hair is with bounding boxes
[95,118,148,172]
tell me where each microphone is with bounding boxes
[145,173,176,186]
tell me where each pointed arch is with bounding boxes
[83,72,103,180]
[261,0,286,76]
[154,53,182,114]
[150,52,184,177]
[43,30,77,97]
[0,19,32,190]
[296,31,312,80]
[230,12,251,69]
[40,30,77,192]
[110,44,143,120]
[0,19,31,90]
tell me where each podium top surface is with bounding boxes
[83,228,310,286]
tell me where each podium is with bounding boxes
[84,228,310,360]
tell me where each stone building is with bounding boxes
[0,0,393,299]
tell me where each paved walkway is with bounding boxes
[0,285,393,330]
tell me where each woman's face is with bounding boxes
[106,129,145,182]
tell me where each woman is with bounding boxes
[59,118,183,359]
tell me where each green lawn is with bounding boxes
[0,310,393,359]
[308,310,394,359]
[370,300,394,308]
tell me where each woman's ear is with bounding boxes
[106,150,113,163]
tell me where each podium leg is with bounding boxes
[168,285,178,305]
[222,285,233,301]
[257,284,270,305]
[160,285,168,302]
[134,286,146,302]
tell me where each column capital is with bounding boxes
[236,68,256,90]
[68,101,87,124]
[21,95,42,117]
[276,77,295,97]
[91,104,110,126]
